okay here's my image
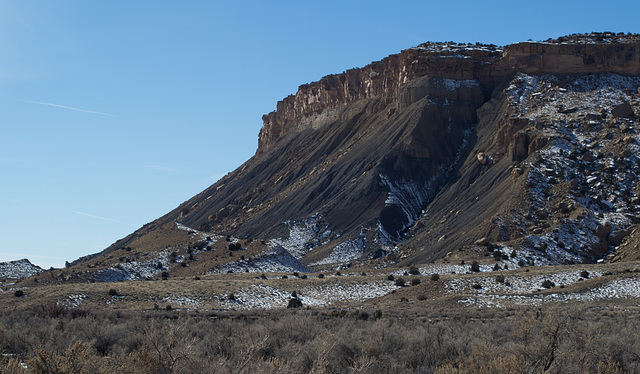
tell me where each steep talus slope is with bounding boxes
[170,76,484,252]
[74,33,640,276]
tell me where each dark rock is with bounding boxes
[612,102,634,118]
[609,229,630,246]
[511,132,529,161]
[474,237,490,246]
[595,222,612,240]
[287,298,303,309]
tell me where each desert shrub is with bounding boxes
[408,267,420,275]
[14,290,24,297]
[395,277,406,287]
[472,283,482,290]
[161,271,169,280]
[108,288,118,296]
[431,273,440,281]
[542,279,555,288]
[580,270,589,278]
[287,298,302,309]
[387,274,395,281]
[0,305,635,373]
[518,260,525,267]
[496,275,506,284]
[227,293,236,301]
[470,261,480,272]
[411,278,421,286]
[318,273,324,279]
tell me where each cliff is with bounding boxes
[259,33,640,151]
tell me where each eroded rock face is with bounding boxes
[259,34,640,151]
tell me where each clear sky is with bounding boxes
[1,0,638,269]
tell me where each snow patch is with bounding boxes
[310,236,366,266]
[218,281,399,310]
[0,259,42,280]
[270,214,330,259]
[93,250,174,282]
[208,245,310,274]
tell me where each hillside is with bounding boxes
[62,32,640,282]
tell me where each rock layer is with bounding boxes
[259,34,640,151]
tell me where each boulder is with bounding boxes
[581,151,594,162]
[476,152,489,165]
[611,102,635,118]
[609,229,630,246]
[595,222,612,240]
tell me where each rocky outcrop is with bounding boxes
[259,33,640,151]
[0,259,43,280]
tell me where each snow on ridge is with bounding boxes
[176,222,222,242]
[93,250,174,282]
[207,244,310,275]
[457,276,640,308]
[218,281,399,310]
[435,77,481,91]
[446,270,603,295]
[270,214,331,259]
[93,223,220,282]
[301,280,399,303]
[0,259,43,280]
[310,236,366,266]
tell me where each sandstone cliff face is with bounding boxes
[259,34,640,151]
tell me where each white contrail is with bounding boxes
[0,252,61,260]
[74,211,137,226]
[24,100,114,116]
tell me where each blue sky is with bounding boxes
[1,1,638,269]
